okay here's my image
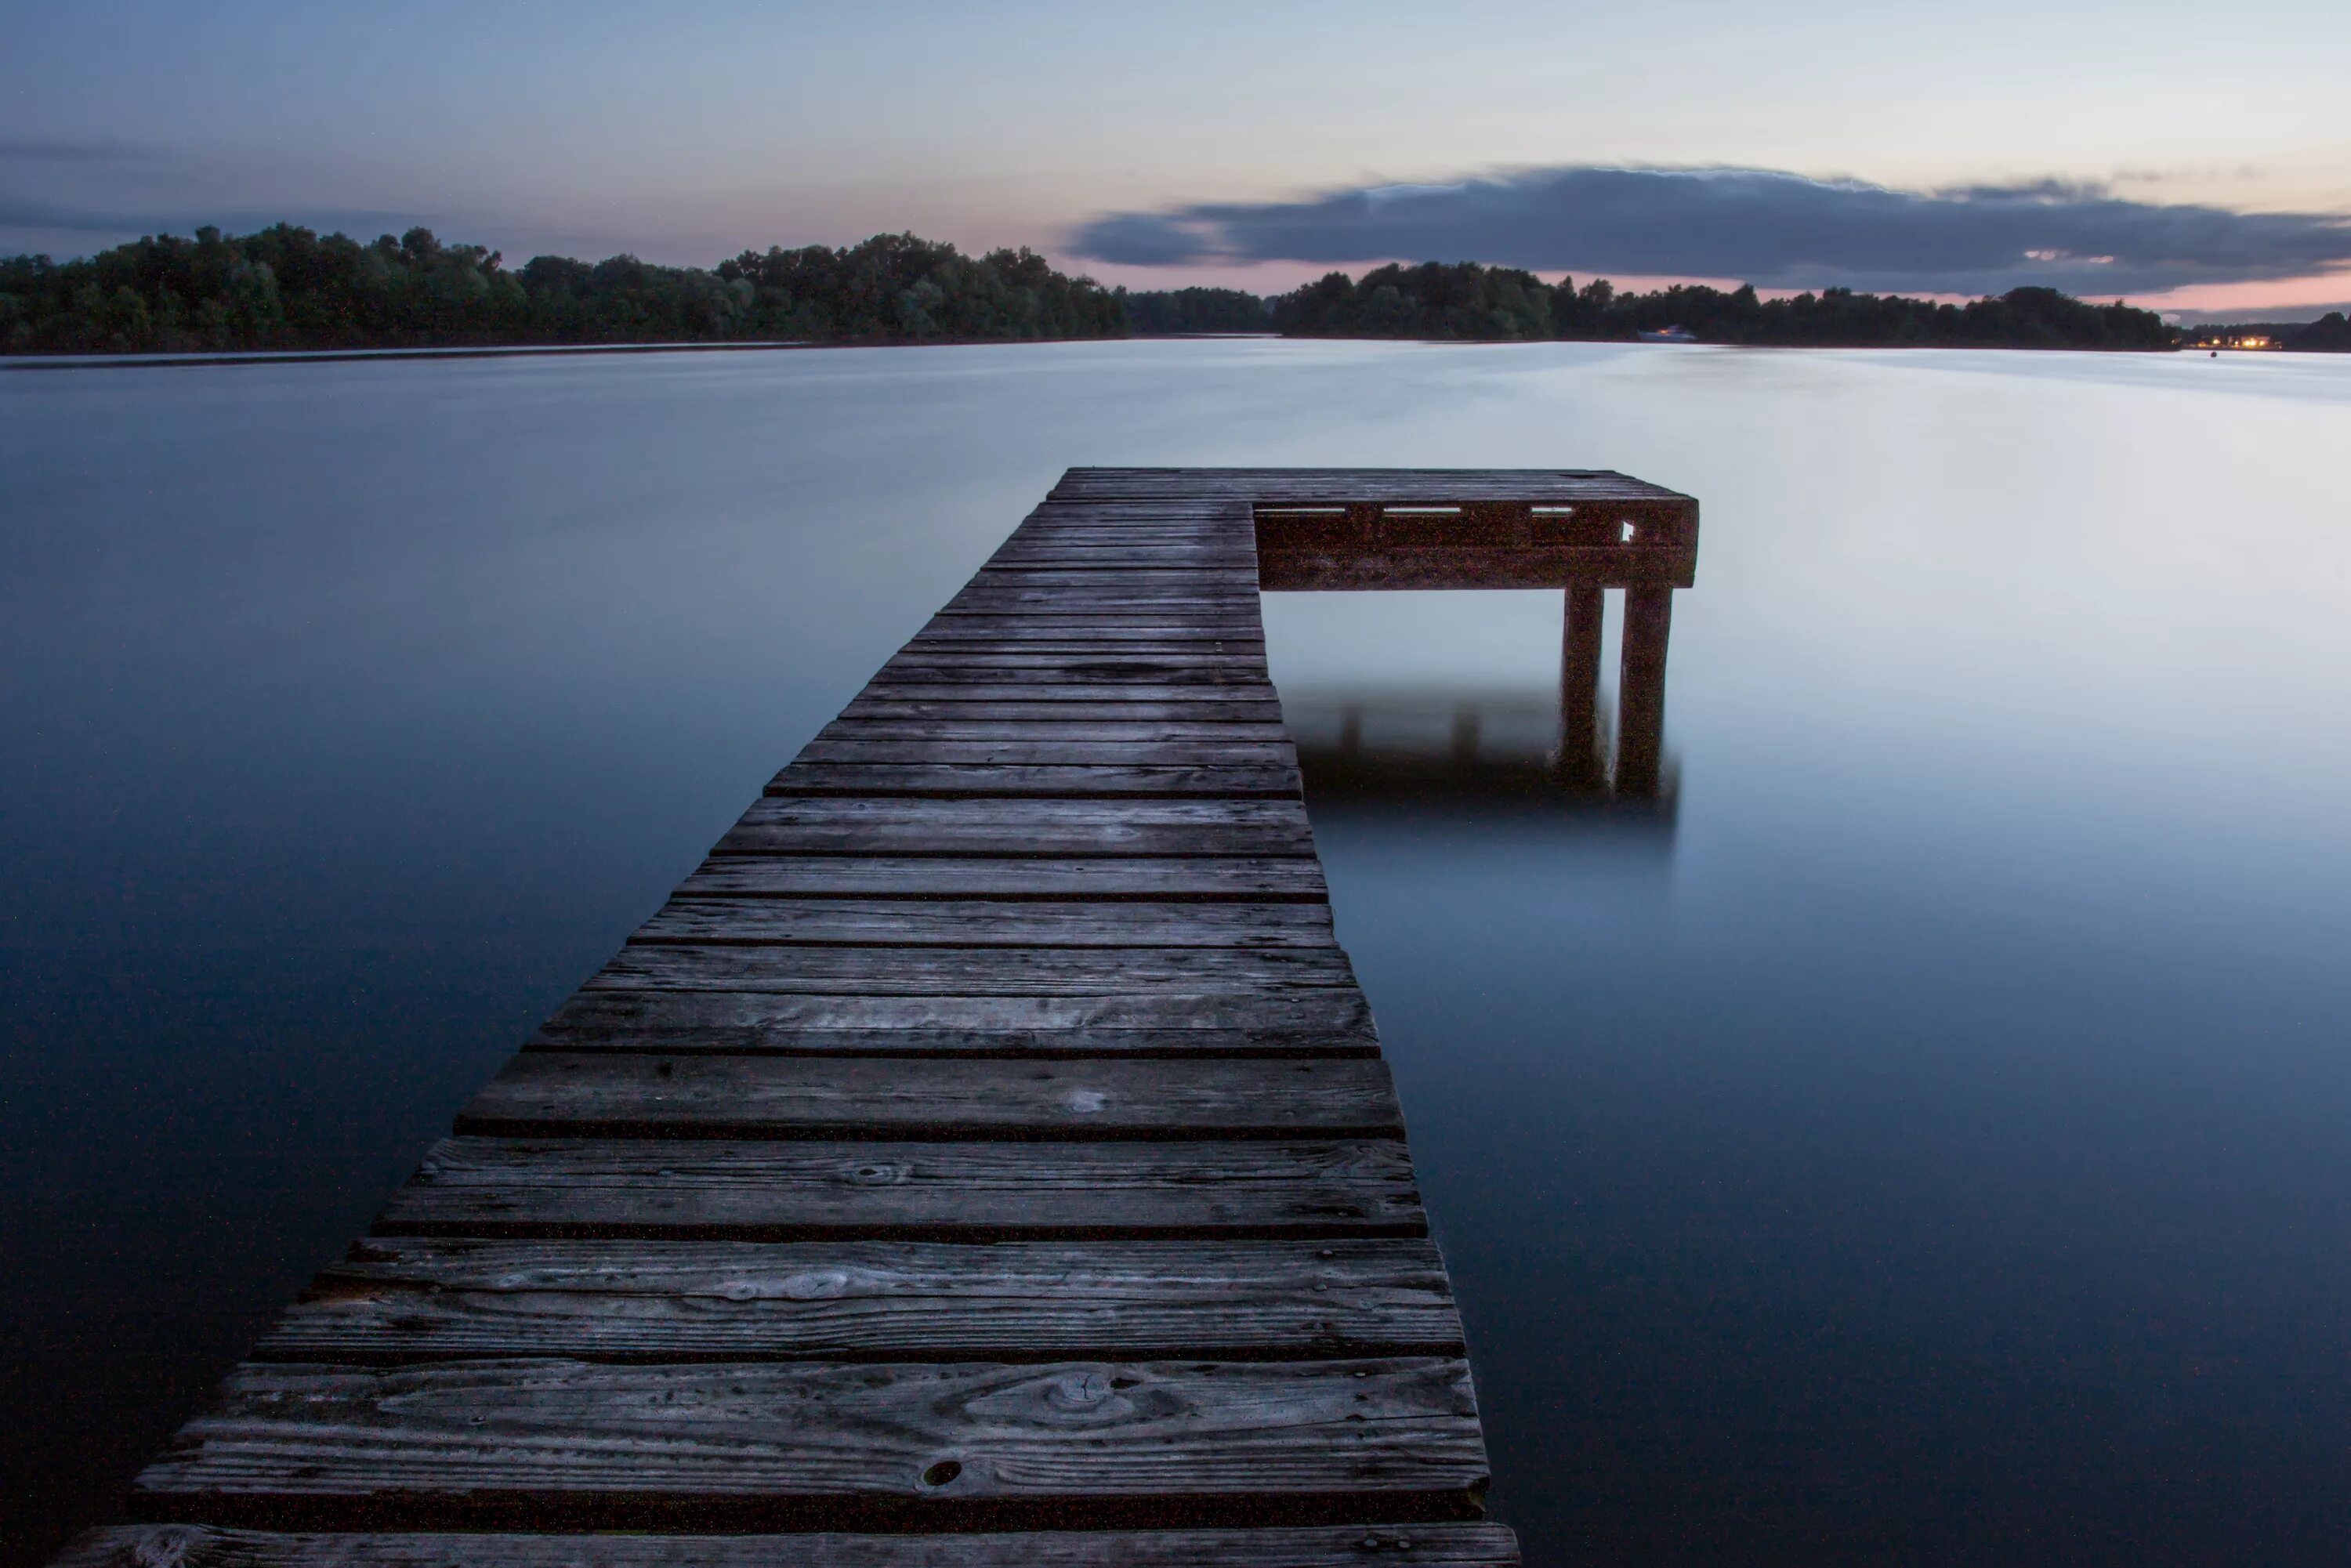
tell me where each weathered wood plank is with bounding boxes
[924,612,1267,632]
[536,990,1377,1035]
[944,597,1262,617]
[870,664,1272,687]
[458,1055,1401,1140]
[529,1013,1378,1062]
[1260,546,1694,592]
[131,1356,1489,1530]
[984,552,1258,569]
[375,1136,1425,1240]
[1052,465,1686,502]
[958,567,1252,581]
[60,1523,1521,1566]
[791,739,1294,766]
[944,597,1262,614]
[900,637,1267,657]
[257,1237,1461,1363]
[842,699,1286,724]
[716,797,1315,859]
[584,944,1358,996]
[853,686,1284,707]
[817,721,1293,742]
[672,856,1329,902]
[633,897,1335,947]
[766,765,1302,800]
[871,672,1272,693]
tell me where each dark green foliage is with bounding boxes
[2299,311,2351,350]
[1122,287,1274,335]
[1273,263,1556,340]
[1268,268,2176,349]
[0,226,1126,353]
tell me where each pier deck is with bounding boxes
[65,468,1696,1568]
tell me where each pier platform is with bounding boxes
[63,468,1696,1568]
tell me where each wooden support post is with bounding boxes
[1559,583,1606,791]
[1616,586,1673,797]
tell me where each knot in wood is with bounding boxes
[1047,1368,1114,1410]
[121,1526,210,1568]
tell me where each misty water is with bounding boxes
[5,341,2349,1566]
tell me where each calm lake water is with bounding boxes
[4,341,2348,1565]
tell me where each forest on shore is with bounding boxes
[0,223,2284,356]
[0,226,1126,353]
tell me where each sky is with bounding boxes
[5,0,2349,316]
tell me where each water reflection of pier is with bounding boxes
[1285,686,1679,827]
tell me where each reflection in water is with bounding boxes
[1287,681,1677,826]
[1285,583,1679,824]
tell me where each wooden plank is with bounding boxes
[584,944,1357,996]
[456,1055,1402,1140]
[766,765,1302,800]
[944,595,1261,611]
[956,568,1252,582]
[854,686,1283,707]
[1052,465,1688,502]
[900,637,1268,656]
[874,658,1272,681]
[715,798,1315,859]
[817,721,1294,741]
[672,856,1330,902]
[62,1524,1520,1566]
[770,766,1298,797]
[131,1356,1489,1530]
[997,526,1247,535]
[875,657,1269,679]
[534,990,1378,1034]
[984,552,1257,569]
[529,1012,1379,1062]
[374,1136,1427,1239]
[842,699,1286,724]
[1259,546,1694,592]
[257,1237,1462,1363]
[922,614,1266,633]
[944,583,1259,597]
[789,740,1295,766]
[633,897,1335,947]
[915,626,1272,644]
[944,596,1262,615]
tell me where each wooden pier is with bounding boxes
[63,468,1696,1568]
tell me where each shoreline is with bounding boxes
[14,335,2327,373]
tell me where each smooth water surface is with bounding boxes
[3,342,2347,1565]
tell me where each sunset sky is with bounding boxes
[7,0,2349,315]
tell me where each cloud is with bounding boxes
[1069,166,2351,296]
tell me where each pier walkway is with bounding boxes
[65,468,1696,1568]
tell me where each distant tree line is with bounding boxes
[1122,287,1273,335]
[4,223,2226,356]
[2180,312,2351,351]
[0,224,1126,353]
[1262,262,2177,349]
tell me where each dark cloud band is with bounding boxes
[1069,167,2351,296]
